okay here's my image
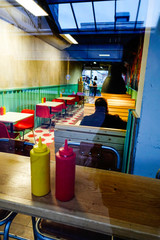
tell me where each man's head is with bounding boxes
[95,98,108,113]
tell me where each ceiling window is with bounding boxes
[72,2,94,30]
[58,3,77,29]
[94,1,115,30]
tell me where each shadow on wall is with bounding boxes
[101,63,127,94]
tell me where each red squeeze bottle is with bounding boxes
[55,139,76,201]
[0,107,3,115]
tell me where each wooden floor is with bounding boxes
[0,213,34,240]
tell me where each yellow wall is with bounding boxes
[0,19,82,89]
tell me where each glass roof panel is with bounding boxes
[72,2,95,30]
[116,0,139,21]
[58,3,77,29]
[137,0,149,28]
[94,1,115,30]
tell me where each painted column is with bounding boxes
[134,0,160,177]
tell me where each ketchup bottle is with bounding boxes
[55,139,76,201]
[0,107,3,115]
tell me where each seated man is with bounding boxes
[80,97,127,129]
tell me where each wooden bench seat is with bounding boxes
[54,124,126,163]
[94,97,136,108]
[84,103,134,121]
[83,110,128,121]
[84,95,136,121]
[101,93,131,99]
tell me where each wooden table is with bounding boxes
[0,152,160,240]
[56,97,75,114]
[36,101,63,114]
[57,97,75,101]
[0,112,33,132]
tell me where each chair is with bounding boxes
[32,217,111,240]
[0,138,34,240]
[12,109,35,142]
[67,95,76,106]
[0,138,34,156]
[51,99,63,117]
[32,141,120,240]
[67,141,120,171]
[54,99,68,116]
[0,122,20,139]
[36,105,55,129]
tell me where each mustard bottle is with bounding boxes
[30,137,50,196]
[3,106,6,114]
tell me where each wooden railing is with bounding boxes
[54,124,126,167]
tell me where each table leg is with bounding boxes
[10,123,13,133]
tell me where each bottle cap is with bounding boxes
[59,139,73,157]
[33,137,47,153]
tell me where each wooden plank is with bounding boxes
[55,124,126,137]
[94,98,135,107]
[1,153,160,240]
[54,125,126,162]
[54,130,125,145]
[54,138,124,152]
[84,105,130,112]
[101,93,131,98]
[84,108,129,116]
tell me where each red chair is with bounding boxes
[36,105,55,129]
[13,109,35,142]
[0,122,20,139]
[54,99,68,116]
[67,95,76,105]
[51,99,63,117]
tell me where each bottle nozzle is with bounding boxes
[38,137,42,148]
[59,139,73,157]
[64,139,68,150]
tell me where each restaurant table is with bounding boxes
[56,97,75,115]
[57,97,75,101]
[0,152,160,240]
[0,112,33,133]
[36,101,63,114]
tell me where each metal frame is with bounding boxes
[0,211,28,240]
[48,0,145,34]
[67,141,120,169]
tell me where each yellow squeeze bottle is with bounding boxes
[3,106,6,114]
[30,137,50,196]
[41,97,44,103]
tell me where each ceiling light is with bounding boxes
[15,0,48,16]
[60,34,78,44]
[99,54,110,57]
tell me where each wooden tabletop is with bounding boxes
[0,112,33,123]
[36,101,63,107]
[57,97,75,100]
[0,152,160,240]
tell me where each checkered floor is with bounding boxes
[24,107,84,145]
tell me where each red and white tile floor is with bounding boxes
[24,107,84,146]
